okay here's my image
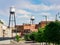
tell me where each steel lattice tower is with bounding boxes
[8,6,16,37]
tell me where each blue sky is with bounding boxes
[0,0,60,25]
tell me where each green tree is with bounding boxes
[44,22,60,44]
[15,35,20,42]
[24,34,31,41]
[0,20,4,24]
[30,32,36,42]
[24,28,45,43]
[35,28,45,42]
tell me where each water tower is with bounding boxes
[8,6,16,37]
[30,16,35,24]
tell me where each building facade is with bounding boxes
[15,21,52,36]
[16,24,38,36]
[0,23,11,38]
[0,21,52,37]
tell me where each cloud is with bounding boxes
[0,9,9,16]
[23,19,30,24]
[17,15,30,18]
[40,12,51,16]
[16,9,31,18]
[43,16,55,21]
[43,0,60,5]
[16,1,60,12]
[47,17,55,21]
[0,10,6,15]
[27,4,60,12]
[1,0,60,16]
[0,0,60,25]
[16,9,31,15]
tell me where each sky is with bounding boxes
[0,0,60,25]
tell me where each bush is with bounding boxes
[24,34,31,41]
[15,35,20,42]
[36,28,45,42]
[29,32,36,41]
[24,28,45,42]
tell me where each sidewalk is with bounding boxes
[0,40,10,44]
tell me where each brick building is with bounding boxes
[16,24,38,36]
[16,21,52,36]
[38,21,52,28]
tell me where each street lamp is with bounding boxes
[30,16,35,24]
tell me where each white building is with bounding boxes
[0,23,11,38]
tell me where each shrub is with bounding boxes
[15,35,20,42]
[24,28,45,42]
[29,32,37,41]
[24,34,31,41]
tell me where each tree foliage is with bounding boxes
[44,22,60,43]
[15,35,20,42]
[0,20,4,24]
[24,21,60,44]
[36,28,45,42]
[24,28,45,42]
[24,34,31,41]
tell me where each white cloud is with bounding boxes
[16,9,31,15]
[50,5,60,11]
[0,9,9,16]
[16,9,31,18]
[23,19,30,24]
[47,17,55,21]
[0,0,60,25]
[40,12,51,16]
[43,0,60,5]
[18,15,30,18]
[42,16,55,21]
[1,0,60,16]
[16,2,60,12]
[0,10,6,15]
[28,4,60,12]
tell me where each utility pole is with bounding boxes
[43,15,47,45]
[55,14,58,21]
[45,16,47,25]
[55,12,59,21]
[44,15,47,25]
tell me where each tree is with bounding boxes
[37,28,45,42]
[30,32,37,42]
[44,22,60,44]
[24,28,45,42]
[15,35,20,42]
[0,20,4,24]
[24,34,31,41]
